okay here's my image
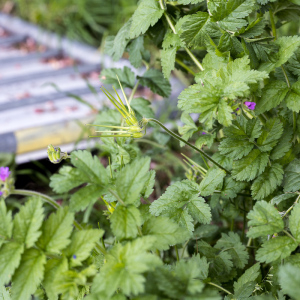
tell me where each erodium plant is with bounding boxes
[1,0,300,299]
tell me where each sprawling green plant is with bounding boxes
[1,0,300,299]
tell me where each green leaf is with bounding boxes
[208,0,255,32]
[232,149,269,181]
[271,193,297,206]
[13,198,44,248]
[255,81,289,115]
[50,166,88,194]
[286,81,300,112]
[278,264,300,300]
[178,112,198,146]
[138,69,171,98]
[199,167,226,196]
[129,0,164,38]
[140,170,155,198]
[219,138,254,160]
[65,229,104,267]
[37,207,74,254]
[251,163,284,200]
[215,232,249,269]
[116,157,151,205]
[0,200,13,246]
[92,237,161,297]
[162,47,177,80]
[107,19,131,61]
[236,18,266,38]
[187,196,212,224]
[166,207,195,233]
[0,285,10,300]
[270,127,293,160]
[247,201,284,238]
[101,67,135,89]
[110,205,142,240]
[289,203,300,242]
[220,177,247,199]
[142,216,189,250]
[128,36,144,68]
[70,184,104,212]
[195,133,216,149]
[179,12,210,48]
[256,236,298,263]
[130,97,155,119]
[257,118,283,152]
[0,242,24,285]
[43,257,68,300]
[283,159,300,192]
[11,249,46,300]
[234,263,260,293]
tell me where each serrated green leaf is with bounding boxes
[271,193,297,206]
[0,242,24,285]
[13,198,44,248]
[92,237,161,297]
[220,177,247,199]
[270,127,293,160]
[165,207,195,233]
[129,0,163,38]
[283,159,300,192]
[219,138,254,159]
[195,132,216,149]
[36,207,74,254]
[106,19,131,61]
[101,67,135,89]
[0,200,13,246]
[71,150,109,186]
[208,0,255,32]
[278,264,300,300]
[65,229,103,267]
[247,201,284,238]
[11,249,46,300]
[70,184,104,212]
[289,203,300,242]
[116,157,151,205]
[255,81,289,115]
[218,98,233,127]
[232,149,269,181]
[141,170,155,199]
[111,205,142,240]
[199,167,226,196]
[251,163,284,200]
[142,216,189,250]
[138,69,171,98]
[193,224,219,239]
[236,18,266,38]
[256,236,298,263]
[234,263,260,293]
[257,118,283,152]
[178,112,198,146]
[161,46,177,79]
[0,285,10,300]
[179,12,210,48]
[130,97,155,119]
[215,232,249,269]
[187,196,212,224]
[286,81,300,112]
[50,166,88,194]
[43,257,68,300]
[128,36,144,68]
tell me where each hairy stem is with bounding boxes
[207,282,232,295]
[159,0,204,72]
[283,230,297,242]
[147,118,230,174]
[12,189,106,255]
[175,58,196,76]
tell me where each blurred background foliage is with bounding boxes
[0,0,137,46]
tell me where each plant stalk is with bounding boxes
[147,118,230,174]
[269,9,277,40]
[207,282,232,295]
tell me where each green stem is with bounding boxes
[282,194,300,218]
[147,118,230,174]
[269,9,277,40]
[128,80,140,104]
[159,0,204,72]
[174,245,179,261]
[135,139,166,149]
[175,58,196,76]
[108,189,125,206]
[11,189,106,254]
[181,240,189,259]
[207,282,232,295]
[283,230,297,242]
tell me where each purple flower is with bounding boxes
[201,132,206,135]
[236,108,240,111]
[244,101,256,110]
[0,167,10,182]
[0,191,2,197]
[73,255,77,259]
